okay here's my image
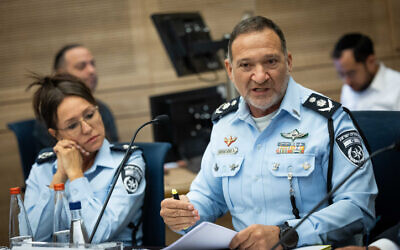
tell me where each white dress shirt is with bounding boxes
[340,63,400,111]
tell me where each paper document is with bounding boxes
[163,221,237,250]
[294,245,331,250]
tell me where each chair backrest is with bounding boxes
[134,142,171,247]
[7,119,39,180]
[351,111,400,239]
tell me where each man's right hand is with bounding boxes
[160,195,200,231]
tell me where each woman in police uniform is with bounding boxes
[24,74,145,245]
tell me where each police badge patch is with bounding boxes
[336,130,365,166]
[121,164,143,194]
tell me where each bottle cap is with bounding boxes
[54,183,65,191]
[69,201,82,210]
[9,187,21,194]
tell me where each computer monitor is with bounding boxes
[151,12,228,76]
[150,85,226,163]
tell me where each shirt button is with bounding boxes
[257,144,262,150]
[253,176,259,181]
[256,207,261,213]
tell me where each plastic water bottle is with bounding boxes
[69,201,88,245]
[9,187,33,247]
[53,183,70,243]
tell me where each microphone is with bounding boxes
[271,140,400,250]
[88,114,169,243]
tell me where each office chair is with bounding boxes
[351,111,400,239]
[135,142,171,247]
[7,119,39,181]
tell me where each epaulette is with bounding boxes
[302,93,341,119]
[36,148,56,164]
[110,143,140,153]
[211,97,240,122]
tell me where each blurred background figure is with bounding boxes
[332,33,400,111]
[33,45,119,152]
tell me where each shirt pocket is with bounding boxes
[268,154,316,206]
[268,154,315,177]
[213,155,245,212]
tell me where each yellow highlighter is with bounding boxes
[171,189,188,230]
[172,188,180,200]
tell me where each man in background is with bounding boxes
[332,33,400,110]
[33,44,119,151]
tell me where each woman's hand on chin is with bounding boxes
[53,139,84,182]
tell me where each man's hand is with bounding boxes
[160,194,200,231]
[229,224,282,250]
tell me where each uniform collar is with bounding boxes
[90,139,115,171]
[237,77,302,121]
[278,77,302,120]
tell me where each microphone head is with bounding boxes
[153,114,169,124]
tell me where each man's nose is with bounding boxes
[86,63,96,74]
[251,65,270,84]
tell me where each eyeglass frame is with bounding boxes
[56,105,100,136]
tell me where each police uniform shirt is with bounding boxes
[187,77,378,247]
[24,139,145,245]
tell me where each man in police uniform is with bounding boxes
[160,16,377,249]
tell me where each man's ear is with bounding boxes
[286,52,293,72]
[366,54,377,72]
[225,59,233,82]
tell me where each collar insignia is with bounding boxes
[280,129,308,142]
[224,136,237,147]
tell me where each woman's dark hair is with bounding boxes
[27,73,96,129]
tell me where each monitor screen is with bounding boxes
[151,12,224,76]
[150,85,226,162]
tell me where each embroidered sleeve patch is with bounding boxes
[121,164,143,194]
[336,130,365,166]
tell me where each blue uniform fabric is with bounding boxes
[24,139,145,245]
[187,78,378,246]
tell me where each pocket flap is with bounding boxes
[213,155,244,177]
[268,154,315,177]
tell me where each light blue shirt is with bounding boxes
[24,139,145,245]
[187,78,377,246]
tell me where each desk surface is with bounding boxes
[164,167,197,198]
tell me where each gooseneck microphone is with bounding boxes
[88,114,169,243]
[271,140,400,250]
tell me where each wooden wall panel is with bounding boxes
[0,0,399,245]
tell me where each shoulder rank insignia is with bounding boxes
[302,93,341,119]
[211,97,240,122]
[110,143,139,153]
[121,164,143,194]
[36,148,56,164]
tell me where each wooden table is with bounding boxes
[164,167,197,198]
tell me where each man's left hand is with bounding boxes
[229,224,282,250]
